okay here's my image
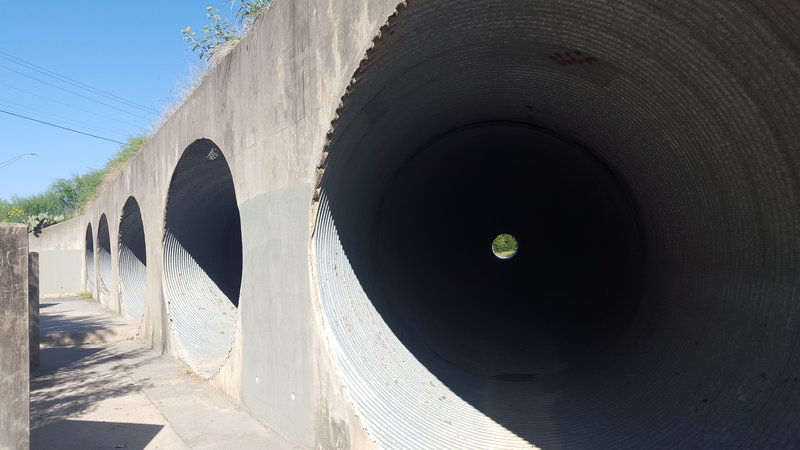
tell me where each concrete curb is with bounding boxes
[40,328,139,348]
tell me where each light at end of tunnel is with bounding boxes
[492,233,518,259]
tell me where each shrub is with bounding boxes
[0,135,150,230]
[182,1,273,64]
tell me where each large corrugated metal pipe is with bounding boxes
[313,2,800,448]
[163,139,242,378]
[96,214,112,306]
[118,196,146,321]
[85,223,94,292]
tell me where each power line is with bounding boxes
[0,64,151,121]
[0,52,159,114]
[0,95,128,134]
[0,108,125,145]
[0,82,143,128]
[0,99,126,139]
[0,153,37,169]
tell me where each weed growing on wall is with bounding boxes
[182,0,273,64]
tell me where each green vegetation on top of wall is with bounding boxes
[0,135,151,230]
[0,2,275,232]
[182,1,273,64]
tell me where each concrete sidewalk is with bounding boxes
[31,297,303,449]
[38,296,139,347]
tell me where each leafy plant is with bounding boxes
[0,135,150,231]
[27,213,64,237]
[2,206,27,223]
[182,1,273,63]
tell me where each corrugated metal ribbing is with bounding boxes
[119,197,147,321]
[85,224,94,292]
[97,214,112,306]
[164,230,237,378]
[119,245,146,320]
[309,0,800,446]
[314,194,531,449]
[97,250,111,305]
[162,139,241,379]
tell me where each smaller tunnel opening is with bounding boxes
[374,123,642,379]
[491,233,518,259]
[163,138,242,377]
[118,196,146,321]
[96,214,112,306]
[85,224,94,292]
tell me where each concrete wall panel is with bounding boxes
[240,184,315,446]
[37,249,81,295]
[0,223,30,449]
[29,252,40,378]
[29,217,85,297]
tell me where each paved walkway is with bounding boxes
[31,296,303,449]
[38,296,139,346]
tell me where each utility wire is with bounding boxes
[0,153,37,169]
[0,82,143,128]
[0,64,151,121]
[0,99,126,138]
[0,52,159,114]
[0,109,125,145]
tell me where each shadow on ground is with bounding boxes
[39,301,133,335]
[31,346,157,428]
[31,419,163,450]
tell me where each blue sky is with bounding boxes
[0,1,240,199]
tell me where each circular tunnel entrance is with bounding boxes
[119,196,146,321]
[491,233,518,260]
[375,122,641,379]
[96,214,112,306]
[163,139,242,378]
[85,224,94,293]
[313,2,800,448]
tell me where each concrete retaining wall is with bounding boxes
[30,1,399,447]
[28,1,800,448]
[1,224,30,449]
[29,217,83,297]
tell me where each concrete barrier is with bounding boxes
[28,218,82,297]
[1,224,30,449]
[28,1,800,447]
[29,252,39,378]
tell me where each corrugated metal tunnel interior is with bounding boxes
[84,223,94,292]
[96,214,112,306]
[118,196,146,321]
[314,1,800,448]
[163,139,242,378]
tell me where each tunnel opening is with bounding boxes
[491,233,518,260]
[373,123,642,380]
[163,139,242,378]
[118,196,146,321]
[96,214,112,306]
[85,224,94,293]
[313,2,800,448]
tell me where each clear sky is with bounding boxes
[0,1,240,199]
